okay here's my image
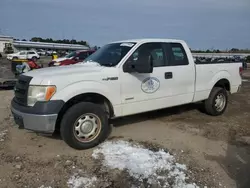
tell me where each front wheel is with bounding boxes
[60,102,111,150]
[204,87,228,116]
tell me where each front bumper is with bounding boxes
[11,99,65,134]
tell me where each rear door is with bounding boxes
[19,51,27,59]
[163,42,195,100]
[27,51,36,59]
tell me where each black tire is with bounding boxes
[60,102,110,150]
[204,87,228,116]
[32,56,37,61]
[12,57,18,60]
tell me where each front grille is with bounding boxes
[14,75,32,106]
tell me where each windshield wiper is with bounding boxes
[101,63,116,67]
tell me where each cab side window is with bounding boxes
[126,43,167,67]
[168,43,188,66]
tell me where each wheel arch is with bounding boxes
[55,92,114,132]
[213,78,231,92]
[209,71,231,94]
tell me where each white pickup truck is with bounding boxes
[11,39,242,150]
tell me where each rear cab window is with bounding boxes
[165,43,189,66]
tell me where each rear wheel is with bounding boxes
[32,56,37,61]
[204,87,228,116]
[60,102,111,150]
[12,57,18,60]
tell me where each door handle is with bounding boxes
[165,72,173,79]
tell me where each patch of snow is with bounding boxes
[92,140,199,188]
[0,130,8,142]
[67,173,97,188]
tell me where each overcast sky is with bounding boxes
[0,0,249,49]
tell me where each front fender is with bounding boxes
[52,81,115,104]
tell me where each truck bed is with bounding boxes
[194,61,242,102]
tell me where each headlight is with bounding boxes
[27,85,56,106]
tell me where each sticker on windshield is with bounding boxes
[141,77,160,93]
[120,43,135,47]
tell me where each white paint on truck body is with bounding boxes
[25,38,242,117]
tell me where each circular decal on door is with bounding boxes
[141,77,160,93]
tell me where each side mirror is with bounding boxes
[75,56,80,61]
[124,56,153,73]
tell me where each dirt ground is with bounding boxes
[0,57,250,188]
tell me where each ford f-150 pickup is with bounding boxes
[11,39,242,150]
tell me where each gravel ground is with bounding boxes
[0,57,250,188]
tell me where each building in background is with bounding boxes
[0,35,14,53]
[0,35,89,54]
[13,40,89,52]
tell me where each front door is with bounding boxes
[120,42,195,116]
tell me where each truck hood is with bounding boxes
[24,63,104,78]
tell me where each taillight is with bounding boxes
[239,67,243,77]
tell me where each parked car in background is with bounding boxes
[7,50,40,61]
[48,50,95,66]
[36,49,46,56]
[46,50,56,56]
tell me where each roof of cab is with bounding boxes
[111,38,185,44]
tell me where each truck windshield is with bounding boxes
[83,42,136,67]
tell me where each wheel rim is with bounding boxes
[214,93,226,112]
[73,113,101,143]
